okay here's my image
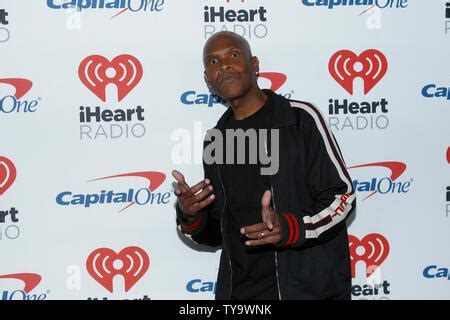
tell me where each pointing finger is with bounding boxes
[172,170,189,192]
[261,190,272,210]
[261,190,274,230]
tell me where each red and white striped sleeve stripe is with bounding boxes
[289,100,355,241]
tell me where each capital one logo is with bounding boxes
[0,156,16,196]
[78,54,143,102]
[348,161,412,201]
[349,233,389,278]
[86,246,149,293]
[329,49,388,95]
[56,171,171,212]
[47,0,164,17]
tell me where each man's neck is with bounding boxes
[228,88,267,120]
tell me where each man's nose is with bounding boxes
[220,63,232,71]
[218,58,232,71]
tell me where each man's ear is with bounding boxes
[251,56,260,74]
[204,71,212,89]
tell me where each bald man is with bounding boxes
[173,31,356,300]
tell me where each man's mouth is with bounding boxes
[218,73,239,85]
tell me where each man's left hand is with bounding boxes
[240,190,282,246]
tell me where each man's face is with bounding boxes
[203,35,258,100]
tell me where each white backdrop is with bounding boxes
[0,0,449,300]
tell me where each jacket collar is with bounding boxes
[214,89,297,130]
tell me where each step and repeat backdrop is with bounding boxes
[0,0,449,300]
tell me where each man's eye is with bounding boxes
[231,52,239,58]
[209,58,218,65]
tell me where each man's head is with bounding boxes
[203,31,260,101]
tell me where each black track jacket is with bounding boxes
[177,89,356,300]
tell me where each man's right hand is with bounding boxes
[172,170,215,220]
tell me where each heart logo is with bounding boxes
[78,54,143,102]
[0,156,17,196]
[329,49,388,95]
[86,246,149,293]
[348,233,390,278]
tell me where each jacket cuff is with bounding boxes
[277,212,305,248]
[176,203,206,235]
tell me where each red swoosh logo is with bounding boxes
[359,5,376,16]
[347,161,406,200]
[0,78,33,99]
[110,8,128,19]
[0,273,42,293]
[258,72,287,92]
[89,171,166,212]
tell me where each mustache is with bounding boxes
[217,72,239,83]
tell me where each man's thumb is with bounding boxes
[172,170,185,184]
[261,190,272,210]
[261,190,274,230]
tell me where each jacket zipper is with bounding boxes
[217,163,233,299]
[265,136,282,300]
[270,183,282,300]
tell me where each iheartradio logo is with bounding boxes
[86,246,150,293]
[78,54,143,102]
[0,156,16,196]
[329,49,388,95]
[349,233,389,278]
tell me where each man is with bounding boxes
[173,31,356,300]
